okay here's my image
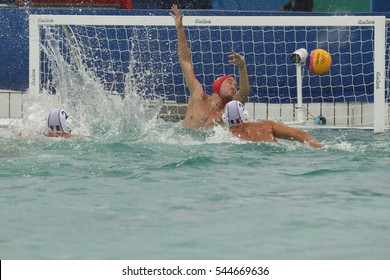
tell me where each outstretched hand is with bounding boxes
[228,51,245,67]
[170,4,183,29]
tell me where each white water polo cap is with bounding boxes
[223,100,248,127]
[47,108,71,134]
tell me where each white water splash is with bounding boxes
[20,25,163,141]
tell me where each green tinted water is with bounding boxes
[1,121,389,259]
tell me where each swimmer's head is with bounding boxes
[46,108,71,134]
[222,100,248,127]
[213,75,235,105]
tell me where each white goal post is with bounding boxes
[29,13,388,132]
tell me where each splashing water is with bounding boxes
[20,25,164,142]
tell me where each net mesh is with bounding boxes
[31,14,388,128]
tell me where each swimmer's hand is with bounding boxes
[170,4,183,30]
[228,51,245,68]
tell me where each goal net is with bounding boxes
[29,13,389,132]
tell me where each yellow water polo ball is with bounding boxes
[309,49,332,75]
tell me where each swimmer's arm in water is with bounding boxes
[271,121,324,148]
[44,132,78,138]
[17,131,80,139]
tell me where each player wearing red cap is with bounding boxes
[171,5,250,129]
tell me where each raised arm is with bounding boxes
[270,121,324,148]
[229,51,250,104]
[170,5,203,95]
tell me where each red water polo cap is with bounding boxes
[212,75,234,95]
